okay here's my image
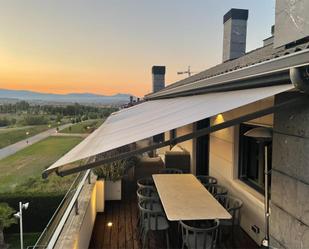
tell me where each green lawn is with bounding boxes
[5,233,40,249]
[0,136,82,193]
[60,119,104,134]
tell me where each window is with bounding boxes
[238,124,272,194]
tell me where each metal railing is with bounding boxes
[29,169,91,249]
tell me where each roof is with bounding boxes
[145,41,309,99]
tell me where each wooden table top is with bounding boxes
[152,174,232,221]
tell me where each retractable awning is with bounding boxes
[43,84,294,178]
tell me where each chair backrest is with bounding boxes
[179,219,220,249]
[159,168,183,174]
[196,175,218,185]
[136,186,158,203]
[138,199,164,231]
[215,195,243,226]
[137,177,154,189]
[207,184,228,197]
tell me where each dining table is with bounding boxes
[152,174,232,221]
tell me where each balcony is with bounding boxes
[89,160,260,249]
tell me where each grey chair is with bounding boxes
[136,186,162,238]
[179,219,220,249]
[137,177,155,189]
[196,175,218,185]
[215,195,243,240]
[159,168,183,174]
[138,198,170,249]
[206,184,228,197]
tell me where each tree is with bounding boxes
[0,203,16,249]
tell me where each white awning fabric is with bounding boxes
[44,84,293,176]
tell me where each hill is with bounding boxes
[0,89,133,105]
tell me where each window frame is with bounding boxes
[238,123,272,195]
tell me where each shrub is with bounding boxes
[93,156,139,182]
[0,193,64,233]
[0,118,10,127]
[21,116,48,125]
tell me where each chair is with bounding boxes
[179,219,220,249]
[215,195,243,240]
[137,186,159,202]
[207,184,228,197]
[196,175,218,185]
[137,177,155,189]
[159,168,183,174]
[138,199,170,249]
[136,187,162,238]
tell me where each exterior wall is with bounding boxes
[177,123,195,173]
[270,92,309,249]
[156,125,195,173]
[209,98,274,245]
[76,182,97,249]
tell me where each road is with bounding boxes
[0,123,72,160]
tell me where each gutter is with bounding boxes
[145,48,309,100]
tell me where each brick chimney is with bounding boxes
[222,9,249,62]
[152,66,165,93]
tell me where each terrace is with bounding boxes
[89,160,259,249]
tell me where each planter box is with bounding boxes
[105,180,122,200]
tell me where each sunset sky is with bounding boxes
[0,0,275,97]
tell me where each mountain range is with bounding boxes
[0,89,134,105]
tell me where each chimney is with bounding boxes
[152,66,165,93]
[222,8,249,62]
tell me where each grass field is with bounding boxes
[61,119,104,134]
[0,136,82,193]
[5,233,40,249]
[0,123,62,149]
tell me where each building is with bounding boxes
[36,1,309,248]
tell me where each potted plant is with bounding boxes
[93,156,139,203]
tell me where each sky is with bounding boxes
[0,0,275,97]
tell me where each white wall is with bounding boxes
[156,125,195,173]
[75,182,98,249]
[209,97,273,245]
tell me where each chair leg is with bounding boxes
[142,230,148,249]
[165,230,170,249]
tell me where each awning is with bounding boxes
[43,84,294,177]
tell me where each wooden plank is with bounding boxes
[102,202,112,248]
[111,201,119,249]
[125,182,134,249]
[89,213,105,248]
[153,174,232,221]
[118,199,126,249]
[130,182,139,249]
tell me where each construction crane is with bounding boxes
[177,66,196,77]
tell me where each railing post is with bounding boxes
[75,199,79,215]
[88,171,91,184]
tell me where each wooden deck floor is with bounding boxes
[89,161,260,249]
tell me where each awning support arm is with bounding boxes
[56,94,308,177]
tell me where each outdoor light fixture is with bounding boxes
[244,127,272,248]
[14,202,30,249]
[107,222,113,227]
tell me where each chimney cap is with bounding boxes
[223,8,248,24]
[152,66,166,75]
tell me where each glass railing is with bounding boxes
[29,169,91,249]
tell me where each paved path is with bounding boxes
[0,123,72,160]
[52,132,88,138]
